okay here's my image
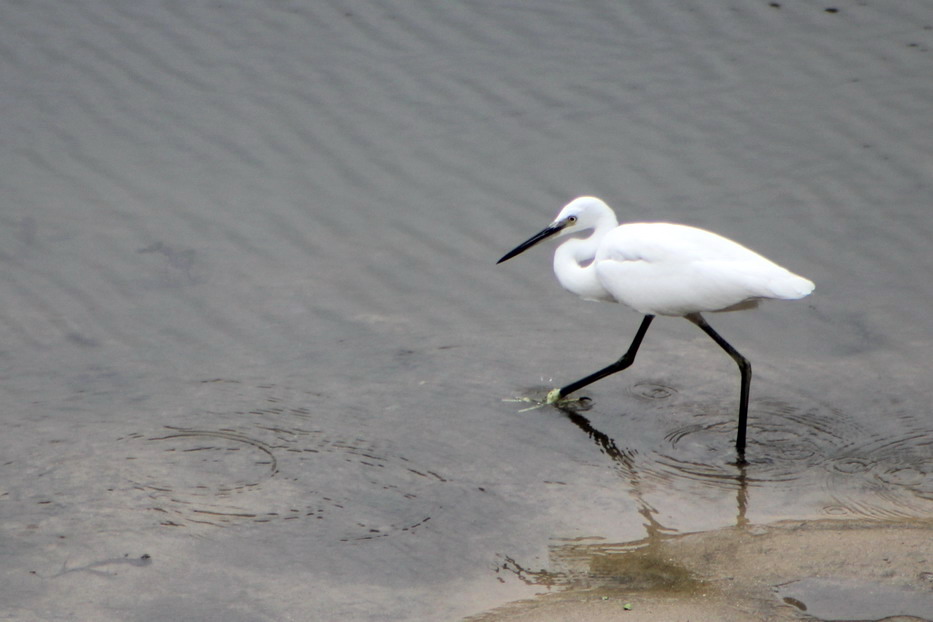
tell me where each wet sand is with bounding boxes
[472,520,933,621]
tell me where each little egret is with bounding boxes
[497,196,814,461]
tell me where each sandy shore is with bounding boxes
[468,520,933,621]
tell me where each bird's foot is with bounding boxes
[546,389,592,410]
[503,390,590,412]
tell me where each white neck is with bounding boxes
[553,228,614,302]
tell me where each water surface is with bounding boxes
[1,1,932,620]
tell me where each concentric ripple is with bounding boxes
[649,398,853,488]
[626,381,679,401]
[117,380,442,537]
[123,427,278,497]
[562,391,933,522]
[823,430,933,520]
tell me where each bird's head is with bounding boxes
[552,196,615,236]
[497,196,617,264]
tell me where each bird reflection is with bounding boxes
[499,402,752,590]
[553,401,750,534]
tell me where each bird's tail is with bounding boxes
[769,272,815,300]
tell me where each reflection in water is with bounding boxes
[559,405,694,541]
[558,403,751,533]
[570,395,933,521]
[4,0,932,619]
[496,403,748,591]
[500,393,933,590]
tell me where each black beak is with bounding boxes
[497,222,567,264]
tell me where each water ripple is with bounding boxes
[560,394,933,521]
[117,380,442,537]
[650,399,851,487]
[824,431,933,520]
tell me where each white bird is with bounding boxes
[497,196,814,461]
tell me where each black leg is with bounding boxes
[685,313,751,462]
[557,314,655,398]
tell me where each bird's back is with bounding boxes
[594,223,814,316]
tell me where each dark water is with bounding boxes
[1,1,932,620]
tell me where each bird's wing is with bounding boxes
[594,223,812,315]
[597,223,765,264]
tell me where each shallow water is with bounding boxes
[777,577,933,621]
[1,1,932,620]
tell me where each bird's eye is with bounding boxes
[567,216,577,224]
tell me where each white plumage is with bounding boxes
[497,196,815,461]
[542,197,814,315]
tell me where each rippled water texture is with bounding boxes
[1,1,932,620]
